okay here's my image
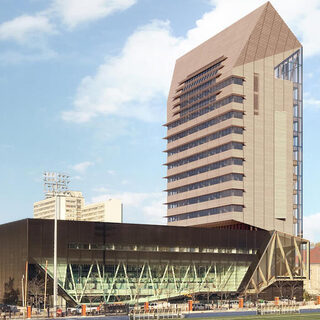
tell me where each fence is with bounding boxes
[130,308,183,320]
[257,305,300,315]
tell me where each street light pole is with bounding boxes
[21,275,25,318]
[44,260,48,310]
[53,195,58,317]
[43,172,69,318]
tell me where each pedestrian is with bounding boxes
[47,305,50,318]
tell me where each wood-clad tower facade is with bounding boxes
[165,2,303,237]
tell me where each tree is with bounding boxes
[288,281,301,300]
[3,277,19,305]
[303,289,311,301]
[28,276,45,308]
[273,281,285,299]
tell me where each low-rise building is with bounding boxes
[0,219,309,305]
[305,246,320,295]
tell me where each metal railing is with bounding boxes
[257,304,300,315]
[130,308,183,320]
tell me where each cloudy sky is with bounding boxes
[0,0,320,241]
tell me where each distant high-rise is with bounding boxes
[165,2,303,237]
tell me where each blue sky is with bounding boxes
[0,0,320,241]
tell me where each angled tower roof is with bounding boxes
[167,2,301,121]
[235,2,301,66]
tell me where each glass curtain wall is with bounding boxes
[275,49,303,238]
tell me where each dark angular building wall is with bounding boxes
[1,219,273,304]
[26,219,271,265]
[0,220,28,303]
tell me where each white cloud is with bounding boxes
[92,187,110,193]
[0,0,137,43]
[0,14,55,43]
[61,20,183,123]
[92,191,158,207]
[304,213,320,242]
[0,144,14,151]
[62,0,320,124]
[0,48,57,64]
[72,175,83,181]
[306,72,314,79]
[0,0,136,62]
[304,97,320,110]
[0,14,57,63]
[92,191,166,224]
[142,199,166,224]
[51,0,136,28]
[71,161,94,173]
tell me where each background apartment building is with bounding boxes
[165,2,303,237]
[81,199,123,223]
[33,191,122,223]
[34,191,84,220]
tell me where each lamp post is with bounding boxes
[54,195,58,317]
[21,275,25,318]
[44,172,70,317]
[44,260,48,310]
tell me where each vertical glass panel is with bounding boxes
[274,49,303,237]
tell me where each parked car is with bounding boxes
[9,306,19,314]
[192,303,206,311]
[68,306,82,315]
[0,304,11,313]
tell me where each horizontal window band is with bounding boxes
[175,91,220,117]
[166,95,244,130]
[173,72,220,101]
[167,204,244,222]
[167,189,243,208]
[166,157,244,182]
[167,173,244,196]
[164,106,244,139]
[178,57,226,86]
[166,111,243,143]
[176,77,244,117]
[167,142,243,169]
[182,56,227,83]
[166,126,244,156]
[174,74,244,102]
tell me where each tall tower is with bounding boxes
[164,2,303,237]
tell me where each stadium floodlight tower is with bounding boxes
[43,172,70,316]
